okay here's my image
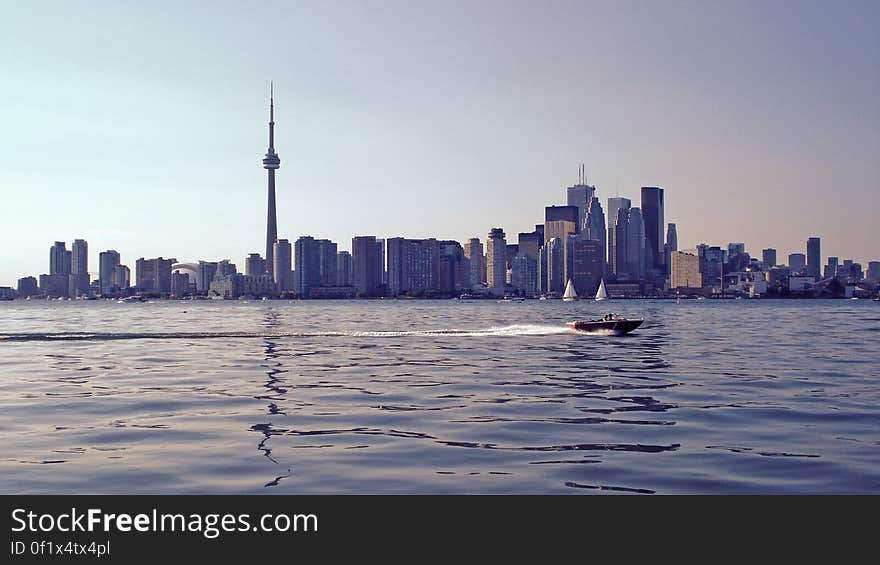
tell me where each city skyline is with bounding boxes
[2,1,879,286]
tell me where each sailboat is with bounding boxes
[595,279,608,301]
[562,279,578,302]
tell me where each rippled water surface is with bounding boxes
[1,299,878,494]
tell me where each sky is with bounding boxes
[1,0,878,285]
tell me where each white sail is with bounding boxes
[562,279,578,301]
[595,278,608,301]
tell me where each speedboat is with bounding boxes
[567,313,643,336]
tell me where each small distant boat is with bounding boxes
[595,279,608,301]
[538,295,548,301]
[562,279,578,302]
[118,295,144,303]
[567,313,643,336]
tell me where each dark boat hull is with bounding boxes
[567,319,643,335]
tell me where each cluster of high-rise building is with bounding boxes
[4,92,878,301]
[668,237,875,298]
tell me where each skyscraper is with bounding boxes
[762,248,777,268]
[17,277,39,298]
[135,257,175,294]
[665,224,678,274]
[486,228,507,296]
[584,197,606,277]
[607,197,631,277]
[807,237,821,278]
[824,256,839,279]
[71,239,88,276]
[337,251,353,287]
[273,239,292,292]
[505,244,519,274]
[352,236,383,296]
[622,207,646,281]
[99,250,121,295]
[546,236,565,294]
[566,164,596,229]
[438,240,467,294]
[316,239,338,288]
[670,250,701,289]
[376,238,386,287]
[49,241,71,276]
[565,235,603,296]
[171,271,190,296]
[386,238,440,296]
[294,236,324,296]
[245,253,267,277]
[463,238,485,288]
[789,253,807,275]
[262,84,281,280]
[696,244,724,288]
[544,205,579,247]
[510,252,537,297]
[537,244,548,294]
[640,186,665,275]
[66,238,91,296]
[196,261,218,293]
[113,265,130,290]
[517,230,542,261]
[216,259,237,278]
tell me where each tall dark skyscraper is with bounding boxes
[806,237,821,278]
[352,236,383,296]
[565,235,603,296]
[262,84,281,280]
[640,186,665,275]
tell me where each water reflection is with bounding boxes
[2,300,877,494]
[250,308,290,484]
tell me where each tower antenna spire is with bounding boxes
[268,81,275,151]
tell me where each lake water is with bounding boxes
[1,299,878,494]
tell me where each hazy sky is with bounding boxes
[2,0,878,285]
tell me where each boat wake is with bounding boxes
[0,324,576,342]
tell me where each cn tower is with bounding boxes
[262,82,281,279]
